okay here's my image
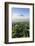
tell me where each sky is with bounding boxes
[12,8,29,16]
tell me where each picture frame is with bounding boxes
[5,2,34,44]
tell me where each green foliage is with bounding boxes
[12,22,30,38]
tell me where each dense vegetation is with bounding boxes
[12,22,30,38]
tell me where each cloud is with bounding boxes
[13,13,24,16]
[12,15,29,22]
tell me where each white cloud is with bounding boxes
[13,13,23,16]
[12,15,30,22]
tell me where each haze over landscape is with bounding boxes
[12,15,29,23]
[12,8,30,38]
[12,8,29,23]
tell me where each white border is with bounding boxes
[8,4,33,42]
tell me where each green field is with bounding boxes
[12,22,30,38]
